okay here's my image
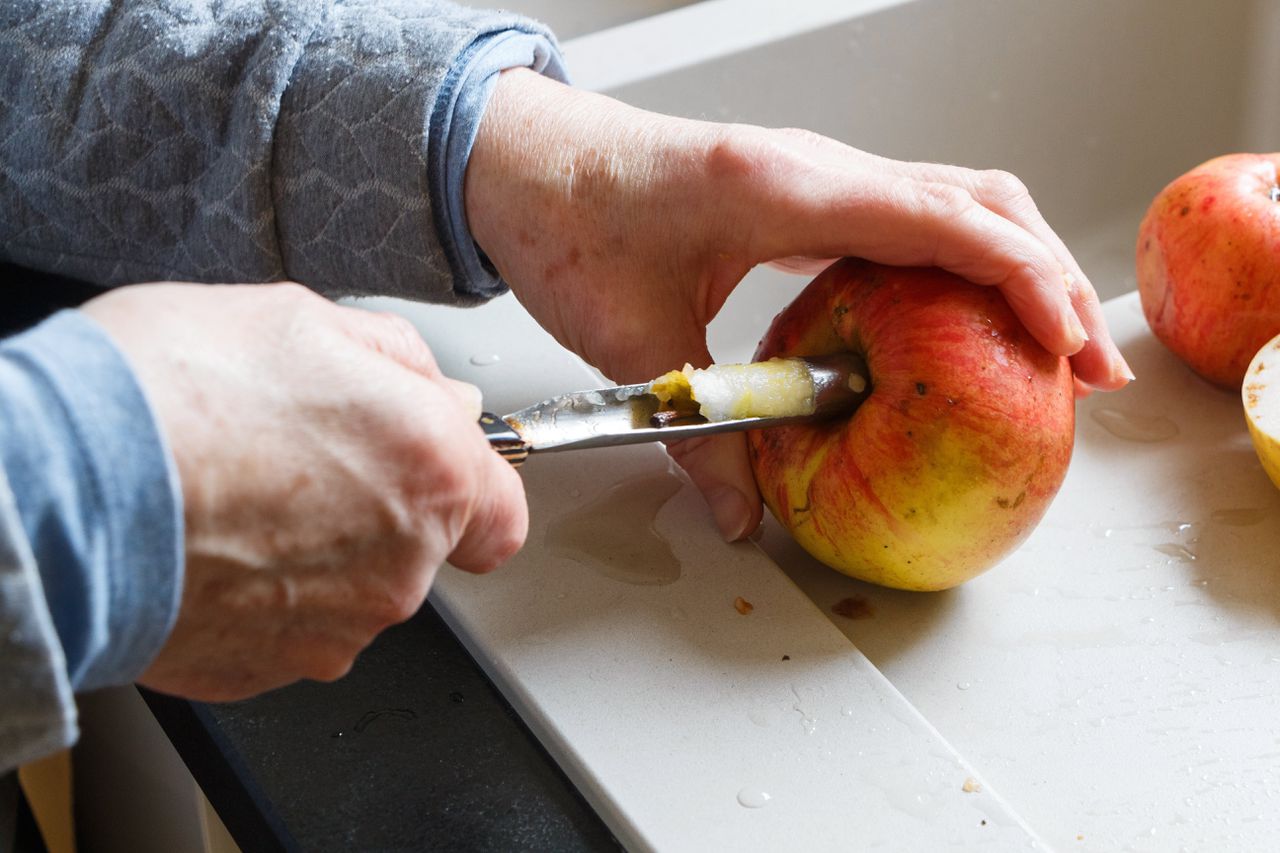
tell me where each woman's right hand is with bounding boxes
[83,282,528,700]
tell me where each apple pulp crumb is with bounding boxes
[962,777,982,793]
[831,596,874,620]
[734,596,754,615]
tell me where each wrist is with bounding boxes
[464,69,731,296]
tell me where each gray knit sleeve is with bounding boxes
[0,0,562,303]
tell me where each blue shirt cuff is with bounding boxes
[431,27,569,301]
[0,311,184,691]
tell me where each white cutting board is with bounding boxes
[356,292,1043,850]
[771,292,1280,851]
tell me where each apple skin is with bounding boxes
[746,259,1075,592]
[1137,153,1280,389]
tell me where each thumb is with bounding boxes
[652,342,765,543]
[665,432,763,542]
[610,335,764,542]
[441,377,484,422]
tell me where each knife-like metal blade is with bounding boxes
[486,353,870,463]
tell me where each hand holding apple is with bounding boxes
[1137,153,1280,389]
[748,259,1075,591]
[467,68,1129,543]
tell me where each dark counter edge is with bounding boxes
[140,597,621,853]
[140,690,297,853]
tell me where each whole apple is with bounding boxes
[747,259,1075,592]
[1136,153,1280,389]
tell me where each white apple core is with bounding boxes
[650,358,817,421]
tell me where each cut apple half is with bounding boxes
[1243,333,1280,491]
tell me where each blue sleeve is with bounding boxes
[432,29,569,301]
[0,311,183,694]
[0,461,76,775]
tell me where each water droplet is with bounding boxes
[840,706,855,717]
[1210,507,1267,526]
[469,353,501,366]
[1155,543,1197,562]
[1090,407,1180,442]
[545,472,684,585]
[790,685,817,734]
[957,681,971,691]
[736,787,772,808]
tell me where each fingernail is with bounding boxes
[453,381,484,421]
[707,486,752,542]
[1064,314,1088,353]
[1115,353,1136,382]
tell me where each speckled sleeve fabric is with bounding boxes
[0,0,565,302]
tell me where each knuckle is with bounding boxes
[267,281,315,305]
[917,181,972,215]
[378,311,425,347]
[979,169,1031,204]
[299,648,357,683]
[363,595,420,628]
[349,581,419,632]
[382,573,434,623]
[489,518,528,569]
[775,126,827,148]
[417,446,477,508]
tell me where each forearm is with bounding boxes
[0,0,563,303]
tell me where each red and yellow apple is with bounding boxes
[746,259,1075,591]
[1137,153,1280,389]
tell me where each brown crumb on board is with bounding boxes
[962,777,982,793]
[734,596,754,615]
[831,595,874,620]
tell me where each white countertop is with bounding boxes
[362,288,1279,851]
